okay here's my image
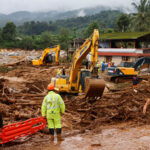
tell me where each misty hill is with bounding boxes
[54,10,122,32]
[0,6,120,27]
[18,10,122,35]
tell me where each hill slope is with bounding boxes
[18,10,122,35]
[0,6,119,27]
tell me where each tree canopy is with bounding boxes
[115,14,130,32]
[132,0,150,31]
[2,22,16,41]
[84,21,99,38]
[0,4,150,50]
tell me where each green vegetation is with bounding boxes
[115,14,130,32]
[83,21,99,38]
[132,0,150,31]
[2,22,16,41]
[100,32,150,40]
[17,10,121,36]
[0,6,111,27]
[58,28,70,50]
[0,10,122,50]
[0,0,150,50]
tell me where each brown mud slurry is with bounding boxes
[0,63,150,149]
[2,124,150,150]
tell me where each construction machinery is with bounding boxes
[133,57,150,71]
[107,66,138,83]
[51,29,105,98]
[32,45,60,66]
[107,57,150,82]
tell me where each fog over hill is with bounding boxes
[0,5,134,27]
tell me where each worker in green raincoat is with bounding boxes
[96,62,100,73]
[41,84,65,142]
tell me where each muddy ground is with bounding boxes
[0,50,150,149]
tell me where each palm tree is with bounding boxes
[132,0,150,31]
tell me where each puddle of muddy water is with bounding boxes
[2,125,150,150]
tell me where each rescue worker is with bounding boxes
[57,68,61,76]
[0,112,3,145]
[41,84,65,142]
[96,62,100,73]
[132,75,139,93]
[0,112,3,130]
[111,62,115,67]
[62,67,66,75]
[101,61,105,72]
[105,62,108,70]
[108,61,112,68]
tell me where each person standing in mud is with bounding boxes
[62,67,66,75]
[101,61,105,72]
[41,84,65,142]
[132,75,139,93]
[0,112,3,130]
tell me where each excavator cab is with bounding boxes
[79,69,91,91]
[43,54,53,63]
[32,45,60,66]
[79,67,99,91]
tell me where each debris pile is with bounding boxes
[0,66,57,125]
[0,49,41,65]
[67,79,150,131]
[0,65,73,131]
[0,63,150,132]
[0,49,67,66]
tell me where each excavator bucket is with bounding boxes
[84,78,105,99]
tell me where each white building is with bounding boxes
[98,32,150,65]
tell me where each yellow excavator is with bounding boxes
[107,62,138,82]
[107,57,150,82]
[32,45,60,66]
[51,29,105,98]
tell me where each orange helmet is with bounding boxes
[47,84,54,90]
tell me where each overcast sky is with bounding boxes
[0,0,137,14]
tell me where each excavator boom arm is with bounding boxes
[51,29,105,98]
[69,29,99,84]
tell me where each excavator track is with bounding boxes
[108,76,142,83]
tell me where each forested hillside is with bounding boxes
[0,6,111,27]
[0,0,150,51]
[18,10,122,35]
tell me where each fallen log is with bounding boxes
[77,108,91,112]
[4,59,25,66]
[16,103,41,105]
